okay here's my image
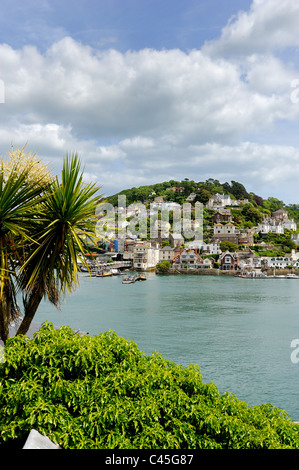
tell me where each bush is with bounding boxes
[156,260,171,272]
[0,323,299,449]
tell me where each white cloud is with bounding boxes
[203,0,299,57]
[2,38,297,144]
[1,0,299,203]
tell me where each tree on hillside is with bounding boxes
[220,240,239,252]
[241,204,264,225]
[194,188,211,205]
[0,147,102,344]
[263,197,284,213]
[228,181,248,200]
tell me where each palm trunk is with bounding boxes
[16,285,43,337]
[16,230,66,337]
[0,300,9,345]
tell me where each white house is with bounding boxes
[132,241,160,271]
[266,257,291,269]
[291,233,299,245]
[186,192,197,202]
[282,219,297,231]
[207,193,233,210]
[187,241,221,254]
[257,218,284,234]
[238,256,262,270]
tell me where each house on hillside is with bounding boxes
[169,232,184,248]
[257,218,284,234]
[187,241,221,254]
[212,222,239,244]
[186,192,197,202]
[292,234,299,245]
[282,218,297,231]
[237,228,255,245]
[207,193,232,210]
[211,209,232,224]
[272,209,288,221]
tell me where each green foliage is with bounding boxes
[0,150,102,343]
[241,204,263,225]
[220,241,239,252]
[1,323,299,449]
[223,181,248,200]
[156,260,171,272]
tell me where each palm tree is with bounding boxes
[0,151,50,344]
[16,153,102,337]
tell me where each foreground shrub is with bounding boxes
[0,322,299,449]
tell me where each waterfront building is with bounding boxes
[172,248,214,269]
[219,251,239,270]
[159,246,175,262]
[266,257,291,269]
[132,241,160,271]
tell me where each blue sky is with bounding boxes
[1,0,253,52]
[1,0,299,203]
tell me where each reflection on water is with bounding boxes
[35,273,299,420]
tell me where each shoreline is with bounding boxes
[155,267,299,276]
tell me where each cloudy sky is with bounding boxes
[1,0,299,203]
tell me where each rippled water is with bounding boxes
[35,273,299,420]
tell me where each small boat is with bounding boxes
[122,275,136,284]
[97,271,113,277]
[111,268,120,275]
[136,274,146,281]
[286,273,299,279]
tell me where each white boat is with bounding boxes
[111,268,120,275]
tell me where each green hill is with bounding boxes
[105,178,299,224]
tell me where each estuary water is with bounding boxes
[34,273,299,420]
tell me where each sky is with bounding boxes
[1,0,299,203]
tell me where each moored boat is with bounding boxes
[96,271,113,277]
[122,275,136,284]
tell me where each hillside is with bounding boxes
[106,178,299,224]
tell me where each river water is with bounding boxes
[34,273,299,420]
